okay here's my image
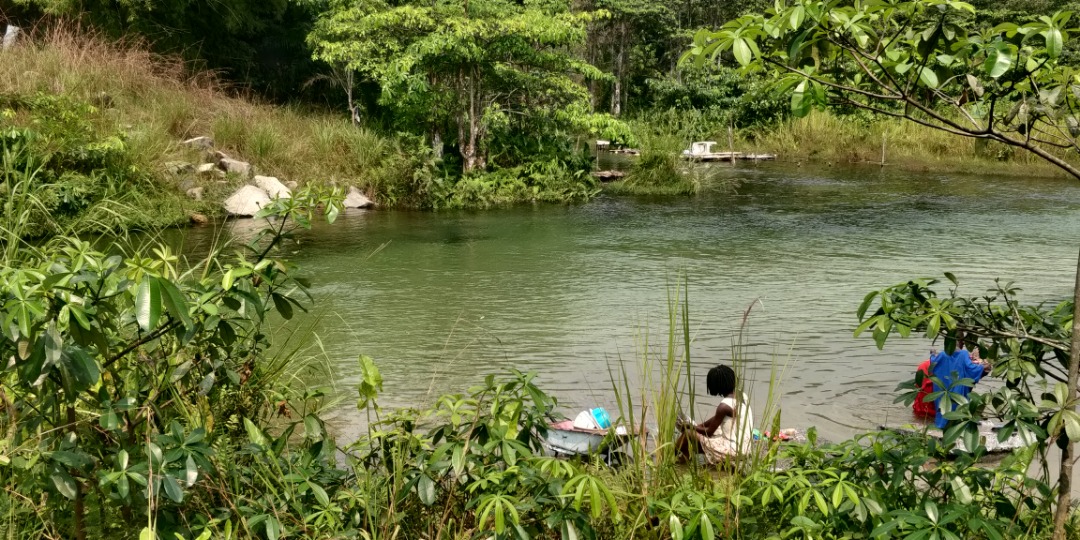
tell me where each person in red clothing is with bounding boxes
[913,354,936,419]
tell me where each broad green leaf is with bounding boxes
[100,410,119,431]
[185,455,198,487]
[733,37,752,66]
[418,474,437,505]
[51,469,78,499]
[669,514,684,540]
[984,43,1014,79]
[1064,410,1080,441]
[561,521,580,540]
[304,415,323,441]
[155,278,192,330]
[1044,28,1063,58]
[856,290,878,320]
[244,418,270,448]
[222,269,235,291]
[791,80,812,118]
[701,515,715,540]
[950,476,973,504]
[51,450,92,469]
[271,292,293,320]
[919,67,939,89]
[790,6,805,29]
[309,482,330,506]
[63,347,100,394]
[135,278,161,332]
[813,489,829,515]
[265,516,280,540]
[162,473,184,503]
[925,500,939,523]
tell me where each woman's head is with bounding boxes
[706,365,736,397]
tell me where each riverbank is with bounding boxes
[4,29,1077,231]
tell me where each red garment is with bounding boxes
[913,359,935,419]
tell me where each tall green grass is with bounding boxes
[608,279,790,487]
[750,110,1077,177]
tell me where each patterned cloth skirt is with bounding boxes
[700,435,739,464]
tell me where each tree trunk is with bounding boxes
[432,129,443,160]
[460,67,485,173]
[611,23,626,117]
[1054,246,1080,540]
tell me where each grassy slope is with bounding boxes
[0,28,410,226]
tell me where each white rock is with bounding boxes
[218,158,252,178]
[186,187,204,201]
[223,185,272,217]
[343,187,374,209]
[3,26,21,51]
[183,136,214,150]
[253,175,291,199]
[285,180,298,190]
[196,163,217,174]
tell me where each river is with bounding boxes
[181,162,1080,444]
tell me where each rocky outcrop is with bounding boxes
[223,185,271,216]
[343,187,374,209]
[218,158,252,178]
[254,175,291,199]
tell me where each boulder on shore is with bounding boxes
[254,175,291,199]
[183,136,214,150]
[343,187,374,209]
[219,158,252,178]
[223,185,272,217]
[189,213,209,224]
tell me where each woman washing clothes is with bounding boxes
[676,365,755,464]
[911,333,991,429]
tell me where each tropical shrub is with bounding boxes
[0,187,345,539]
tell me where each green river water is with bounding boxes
[182,162,1080,444]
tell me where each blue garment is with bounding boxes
[931,349,986,429]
